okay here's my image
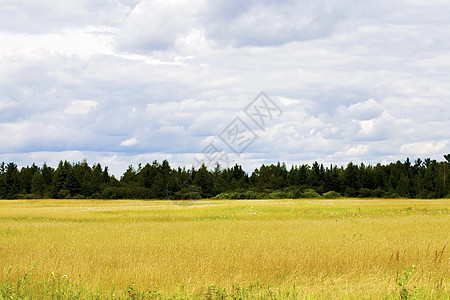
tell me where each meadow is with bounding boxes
[0,199,448,299]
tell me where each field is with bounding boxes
[0,199,448,299]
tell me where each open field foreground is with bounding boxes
[0,199,448,299]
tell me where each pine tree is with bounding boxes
[31,172,45,197]
[5,162,20,198]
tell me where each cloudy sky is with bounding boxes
[1,0,449,176]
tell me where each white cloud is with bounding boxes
[0,0,132,34]
[400,141,448,156]
[120,137,138,147]
[200,0,350,47]
[65,100,98,114]
[1,0,450,172]
[345,144,369,156]
[114,0,201,52]
[337,99,384,121]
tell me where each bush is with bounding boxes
[57,189,70,199]
[16,194,40,199]
[242,191,266,199]
[384,191,401,198]
[100,187,154,199]
[323,191,341,199]
[344,187,357,197]
[174,186,202,200]
[212,190,275,199]
[358,188,373,198]
[300,189,322,199]
[372,188,385,198]
[267,190,292,199]
[291,188,303,199]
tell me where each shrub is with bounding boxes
[57,189,70,199]
[358,188,373,198]
[384,191,401,198]
[300,189,322,199]
[267,190,290,199]
[323,191,341,199]
[174,186,202,200]
[344,187,357,197]
[244,191,266,199]
[372,188,385,198]
[212,193,230,199]
[16,194,40,199]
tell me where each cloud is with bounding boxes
[120,137,138,147]
[65,100,98,114]
[201,0,350,47]
[1,0,450,174]
[400,141,448,156]
[113,0,352,52]
[0,0,134,34]
[114,0,201,52]
[336,98,384,120]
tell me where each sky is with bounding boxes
[1,0,449,176]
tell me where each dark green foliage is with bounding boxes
[342,162,361,192]
[251,162,287,191]
[323,191,341,199]
[193,164,214,198]
[58,189,71,199]
[300,188,322,199]
[358,188,373,198]
[0,156,449,199]
[372,188,386,198]
[174,186,202,200]
[19,164,38,194]
[31,172,45,197]
[4,163,21,199]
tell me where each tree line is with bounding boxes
[0,155,449,200]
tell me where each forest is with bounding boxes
[0,155,449,200]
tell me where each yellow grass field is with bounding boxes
[0,199,448,299]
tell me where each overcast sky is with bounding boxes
[1,0,449,176]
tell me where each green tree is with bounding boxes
[65,168,81,196]
[41,164,53,184]
[395,174,410,197]
[157,160,171,198]
[341,162,361,194]
[31,172,45,197]
[76,160,92,197]
[435,162,448,197]
[19,164,38,194]
[308,162,321,188]
[193,164,214,198]
[121,165,137,185]
[52,161,68,198]
[90,163,105,196]
[323,164,341,193]
[5,162,21,198]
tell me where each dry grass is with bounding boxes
[0,199,448,298]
